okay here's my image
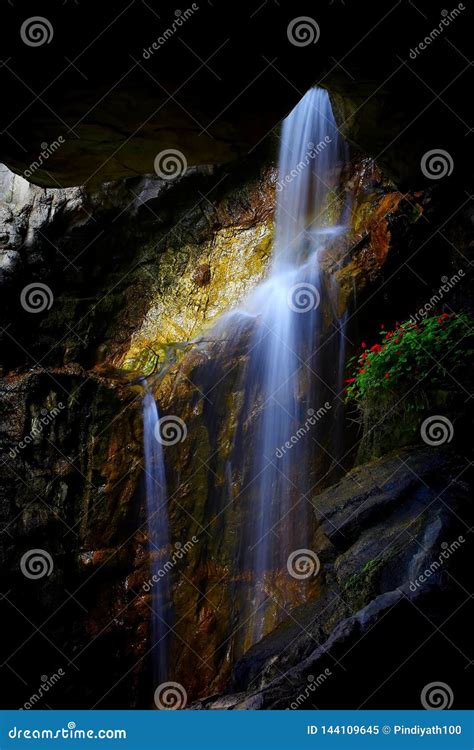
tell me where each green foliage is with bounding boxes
[361,558,379,574]
[343,558,381,592]
[345,313,473,404]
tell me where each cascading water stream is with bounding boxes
[142,87,350,675]
[142,382,173,684]
[232,87,349,644]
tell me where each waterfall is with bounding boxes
[233,87,349,645]
[142,382,173,684]
[142,87,349,671]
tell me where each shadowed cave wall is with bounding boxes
[0,0,472,710]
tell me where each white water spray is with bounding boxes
[142,383,173,683]
[234,87,348,643]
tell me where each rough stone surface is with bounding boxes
[191,448,472,709]
[0,140,472,708]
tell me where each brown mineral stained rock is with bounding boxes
[192,264,212,287]
[191,448,472,709]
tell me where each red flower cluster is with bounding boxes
[356,321,412,386]
[346,313,465,403]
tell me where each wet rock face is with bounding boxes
[121,166,276,372]
[0,370,149,708]
[192,448,473,709]
[0,154,425,376]
[0,154,278,707]
[150,326,334,698]
[0,157,275,374]
[0,138,472,708]
[0,167,81,287]
[131,161,472,701]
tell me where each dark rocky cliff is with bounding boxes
[1,146,471,708]
[0,1,472,710]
